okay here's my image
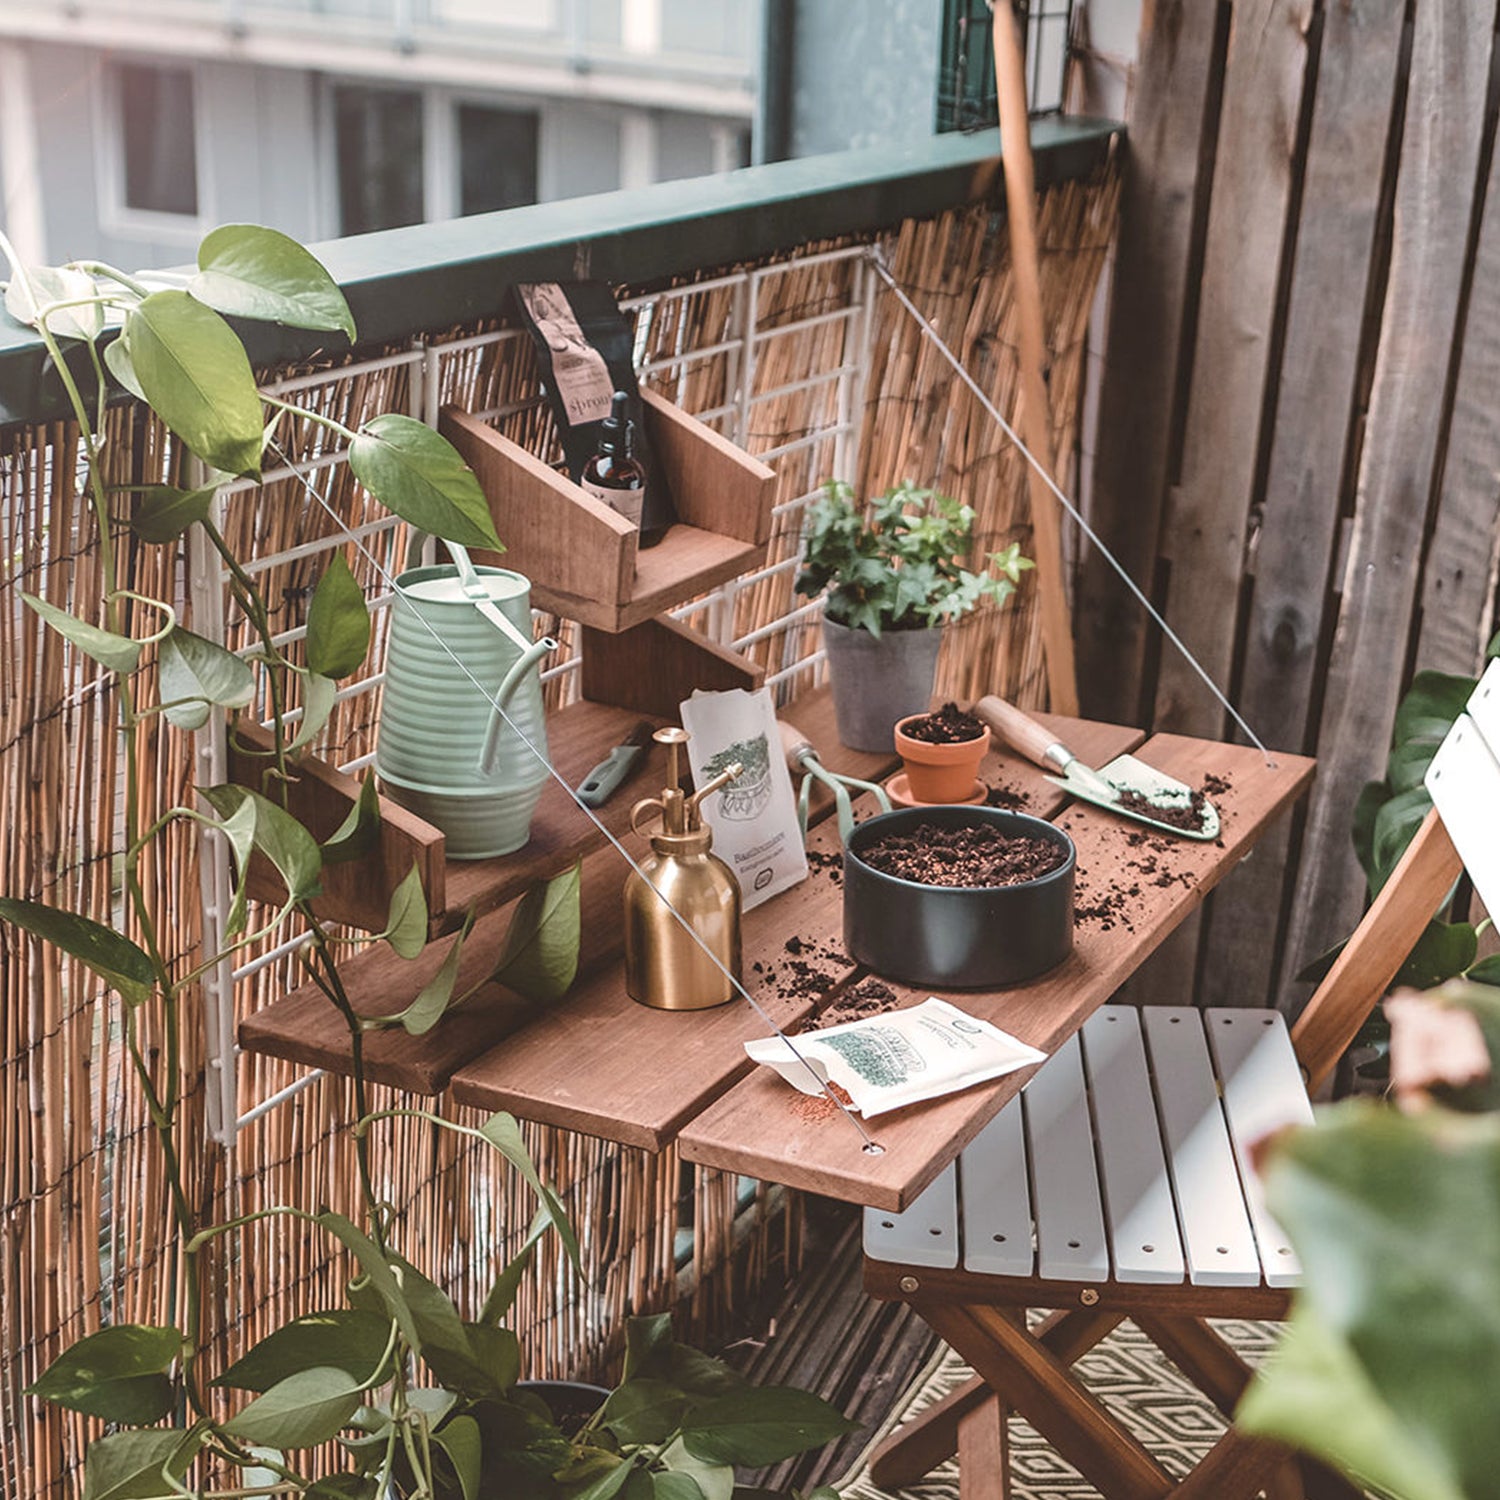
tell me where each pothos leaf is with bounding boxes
[81,1427,203,1500]
[23,593,141,674]
[0,899,156,1007]
[199,784,322,907]
[322,777,381,865]
[125,484,217,544]
[158,627,256,730]
[287,670,338,755]
[4,263,103,341]
[26,1324,181,1424]
[191,224,356,340]
[492,862,581,1004]
[384,863,428,959]
[306,553,371,680]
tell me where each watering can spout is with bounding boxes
[479,633,558,776]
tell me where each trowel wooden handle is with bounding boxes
[777,718,817,770]
[973,695,1069,770]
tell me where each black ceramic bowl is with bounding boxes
[843,806,1075,988]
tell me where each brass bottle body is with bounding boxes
[623,848,741,1010]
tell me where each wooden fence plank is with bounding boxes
[1076,0,1222,725]
[1199,0,1408,1009]
[1279,2,1497,1007]
[1133,0,1313,1007]
[1418,128,1500,676]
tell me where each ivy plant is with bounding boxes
[794,479,1033,637]
[0,227,851,1499]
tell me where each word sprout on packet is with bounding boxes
[745,998,1045,1117]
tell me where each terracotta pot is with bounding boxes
[894,713,990,803]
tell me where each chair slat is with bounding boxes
[1141,1009,1261,1286]
[959,1096,1035,1276]
[1024,1034,1109,1282]
[863,1162,959,1268]
[1463,658,1500,758]
[1205,1009,1311,1289]
[1080,1008,1185,1284]
[1426,709,1500,926]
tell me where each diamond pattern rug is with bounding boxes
[833,1318,1281,1499]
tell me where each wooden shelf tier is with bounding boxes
[441,390,777,635]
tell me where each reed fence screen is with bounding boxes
[0,170,1119,1499]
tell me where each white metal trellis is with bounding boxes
[193,246,875,1158]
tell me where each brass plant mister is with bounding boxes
[623,727,743,1011]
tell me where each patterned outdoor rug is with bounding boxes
[833,1317,1280,1499]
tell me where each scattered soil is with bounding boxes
[1113,785,1211,832]
[789,1079,853,1125]
[817,977,901,1027]
[749,932,849,1003]
[985,783,1027,810]
[900,702,986,745]
[806,847,843,884]
[857,820,1066,888]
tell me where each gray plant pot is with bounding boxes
[822,616,943,753]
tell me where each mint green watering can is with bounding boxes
[375,544,557,859]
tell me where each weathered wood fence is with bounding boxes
[1077,0,1500,1014]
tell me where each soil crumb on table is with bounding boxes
[985,783,1027,810]
[817,977,901,1027]
[858,820,1066,887]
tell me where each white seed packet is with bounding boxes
[744,998,1046,1118]
[680,686,808,910]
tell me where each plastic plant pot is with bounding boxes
[894,713,991,803]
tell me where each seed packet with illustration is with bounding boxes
[744,998,1045,1117]
[680,687,808,911]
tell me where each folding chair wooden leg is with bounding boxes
[920,1299,1174,1500]
[1170,1426,1295,1500]
[868,1308,1124,1490]
[1133,1313,1254,1416]
[957,1394,1010,1500]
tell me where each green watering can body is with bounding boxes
[375,550,555,860]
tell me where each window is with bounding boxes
[334,85,424,235]
[936,0,1074,132]
[118,63,198,217]
[457,105,539,216]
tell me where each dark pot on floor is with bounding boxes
[515,1378,611,1436]
[843,806,1075,988]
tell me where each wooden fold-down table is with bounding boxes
[451,715,1315,1217]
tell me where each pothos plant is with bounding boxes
[794,478,1033,637]
[0,229,851,1500]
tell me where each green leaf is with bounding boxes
[200,784,322,906]
[126,484,217,544]
[306,553,371,679]
[0,899,155,1008]
[349,414,501,551]
[215,1310,394,1392]
[1238,1305,1464,1500]
[158,627,256,730]
[23,593,141,674]
[571,1458,636,1500]
[1258,1104,1500,1499]
[621,1317,745,1399]
[478,1204,552,1326]
[681,1387,858,1466]
[322,777,382,865]
[288,670,338,754]
[1468,954,1500,987]
[384,863,428,959]
[602,1379,690,1445]
[224,1365,366,1448]
[26,1324,180,1424]
[316,1212,419,1349]
[1392,671,1476,751]
[622,1314,674,1384]
[432,1414,482,1500]
[103,336,148,402]
[4,263,103,342]
[475,1114,580,1267]
[211,794,258,938]
[492,862,581,1004]
[375,913,470,1037]
[1371,785,1436,894]
[305,1475,380,1500]
[82,1428,201,1500]
[1352,779,1387,891]
[658,1439,733,1500]
[652,1476,707,1500]
[191,225,356,340]
[122,291,265,477]
[1395,921,1478,990]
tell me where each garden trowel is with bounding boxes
[973,695,1220,841]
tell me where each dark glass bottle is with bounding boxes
[580,391,672,547]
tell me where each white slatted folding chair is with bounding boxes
[861,693,1495,1499]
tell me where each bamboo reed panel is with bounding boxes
[0,171,1117,1499]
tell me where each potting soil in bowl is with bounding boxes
[843,806,1076,988]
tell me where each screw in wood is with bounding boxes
[899,1275,920,1293]
[1080,1287,1100,1306]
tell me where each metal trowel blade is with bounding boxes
[1045,753,1220,841]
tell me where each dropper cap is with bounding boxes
[630,727,742,854]
[597,390,635,457]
